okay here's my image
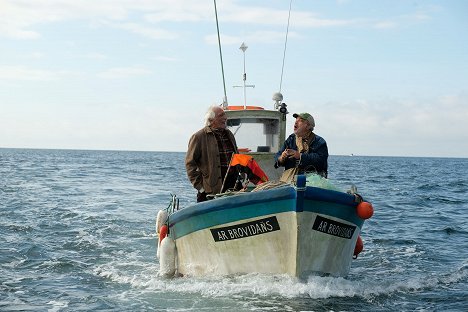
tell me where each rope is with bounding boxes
[252,180,289,192]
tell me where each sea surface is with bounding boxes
[1,148,467,311]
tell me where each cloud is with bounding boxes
[0,0,183,40]
[0,0,438,43]
[315,93,468,157]
[151,55,179,62]
[143,2,213,23]
[0,65,66,81]
[23,52,45,59]
[108,22,178,40]
[374,21,398,29]
[371,7,433,30]
[84,52,107,60]
[97,66,152,79]
[0,102,196,152]
[205,30,299,46]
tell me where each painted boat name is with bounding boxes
[210,216,280,242]
[312,215,356,239]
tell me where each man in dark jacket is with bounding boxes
[275,112,328,178]
[185,106,239,202]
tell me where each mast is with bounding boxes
[233,42,255,109]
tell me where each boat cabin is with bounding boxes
[225,105,287,180]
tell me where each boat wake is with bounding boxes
[93,260,467,302]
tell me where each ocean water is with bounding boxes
[0,148,467,311]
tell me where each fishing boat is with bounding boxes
[155,1,374,279]
[156,97,373,278]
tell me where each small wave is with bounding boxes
[372,238,418,245]
[88,251,468,307]
[93,261,464,303]
[46,300,69,312]
[65,229,107,249]
[440,226,467,235]
[0,185,19,193]
[416,183,442,191]
[143,231,158,238]
[5,224,35,233]
[38,257,90,273]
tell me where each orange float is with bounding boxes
[353,236,363,259]
[356,201,374,219]
[159,225,168,244]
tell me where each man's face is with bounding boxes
[211,107,227,129]
[294,117,310,137]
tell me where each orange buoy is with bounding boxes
[159,225,168,244]
[356,201,374,219]
[353,236,363,259]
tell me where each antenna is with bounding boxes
[233,42,255,109]
[279,0,293,93]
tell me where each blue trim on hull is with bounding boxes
[302,199,364,228]
[302,187,364,228]
[296,175,306,212]
[304,187,358,206]
[169,183,365,239]
[169,186,296,239]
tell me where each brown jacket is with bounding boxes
[185,127,238,195]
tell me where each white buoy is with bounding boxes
[159,236,176,277]
[157,241,160,259]
[156,210,168,234]
[156,236,161,259]
[156,224,168,259]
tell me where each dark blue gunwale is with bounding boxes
[169,186,297,239]
[302,187,364,227]
[168,185,365,239]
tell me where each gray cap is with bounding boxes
[293,112,315,129]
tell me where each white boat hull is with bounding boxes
[175,211,358,277]
[166,177,366,278]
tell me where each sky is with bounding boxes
[1,0,467,158]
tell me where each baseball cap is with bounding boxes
[293,112,315,128]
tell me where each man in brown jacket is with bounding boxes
[185,105,239,202]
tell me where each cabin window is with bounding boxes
[227,119,241,127]
[228,118,280,153]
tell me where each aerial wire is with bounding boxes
[214,0,228,107]
[279,0,293,93]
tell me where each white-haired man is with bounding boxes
[185,106,239,202]
[275,112,328,178]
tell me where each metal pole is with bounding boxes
[243,48,246,108]
[240,42,248,109]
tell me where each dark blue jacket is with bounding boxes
[274,133,328,177]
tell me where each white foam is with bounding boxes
[47,300,69,312]
[91,252,468,302]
